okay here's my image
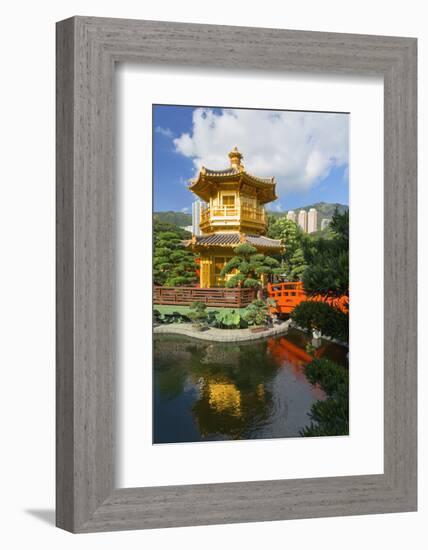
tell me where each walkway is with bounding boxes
[154,319,291,343]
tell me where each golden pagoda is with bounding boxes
[186,147,283,288]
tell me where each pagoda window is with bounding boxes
[221,194,235,208]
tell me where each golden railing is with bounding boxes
[200,205,266,226]
[241,206,265,223]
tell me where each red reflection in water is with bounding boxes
[267,337,325,399]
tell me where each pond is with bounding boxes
[153,328,348,444]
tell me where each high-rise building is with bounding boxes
[297,209,308,233]
[321,218,331,231]
[308,208,318,233]
[286,210,296,223]
[192,200,202,236]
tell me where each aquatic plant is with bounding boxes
[153,309,190,324]
[214,309,242,329]
[163,311,190,324]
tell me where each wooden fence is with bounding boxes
[154,286,257,308]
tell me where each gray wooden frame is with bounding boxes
[56,16,417,533]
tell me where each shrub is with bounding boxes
[153,310,190,324]
[205,310,219,327]
[153,309,162,324]
[187,302,208,327]
[300,396,349,437]
[291,300,348,343]
[304,358,348,399]
[300,358,349,437]
[163,311,190,324]
[242,299,269,326]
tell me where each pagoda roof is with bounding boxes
[201,166,274,184]
[184,233,283,250]
[188,148,278,204]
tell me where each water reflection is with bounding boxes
[153,329,348,444]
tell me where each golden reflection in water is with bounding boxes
[207,382,242,417]
[154,333,347,443]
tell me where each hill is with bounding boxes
[153,211,192,227]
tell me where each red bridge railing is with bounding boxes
[267,281,349,314]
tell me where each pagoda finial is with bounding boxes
[228,146,244,171]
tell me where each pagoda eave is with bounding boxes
[189,171,277,204]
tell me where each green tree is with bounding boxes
[330,209,349,244]
[289,248,308,280]
[302,210,349,297]
[153,221,197,286]
[290,210,350,343]
[220,243,280,288]
[267,215,302,246]
[267,216,308,281]
[291,300,349,343]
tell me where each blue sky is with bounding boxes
[153,105,349,213]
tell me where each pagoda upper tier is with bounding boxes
[188,147,278,235]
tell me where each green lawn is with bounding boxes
[154,304,248,315]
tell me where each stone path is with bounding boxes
[153,319,291,342]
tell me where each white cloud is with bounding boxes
[155,125,174,138]
[181,206,190,213]
[173,108,348,194]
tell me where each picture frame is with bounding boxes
[56,16,417,533]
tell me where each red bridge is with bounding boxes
[267,281,349,315]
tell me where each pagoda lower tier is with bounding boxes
[185,232,282,288]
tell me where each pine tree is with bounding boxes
[153,221,197,286]
[220,243,280,288]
